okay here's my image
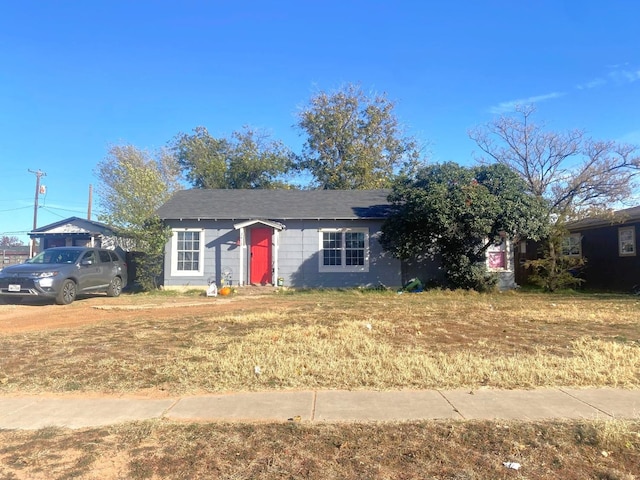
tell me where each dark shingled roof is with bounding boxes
[157,189,393,220]
[29,216,114,234]
[567,205,640,231]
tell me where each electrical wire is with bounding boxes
[40,205,87,214]
[0,206,32,213]
[39,208,68,219]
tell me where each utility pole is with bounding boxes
[28,169,46,257]
[87,184,93,220]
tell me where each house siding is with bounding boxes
[571,221,640,291]
[495,261,516,290]
[279,220,401,288]
[162,220,236,287]
[162,219,402,289]
[493,239,517,290]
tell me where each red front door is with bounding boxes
[250,228,272,285]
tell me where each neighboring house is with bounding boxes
[512,238,538,287]
[29,217,122,251]
[156,189,518,290]
[28,216,136,283]
[565,206,640,292]
[1,245,30,267]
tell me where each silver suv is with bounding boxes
[0,247,128,305]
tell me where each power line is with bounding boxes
[0,205,86,215]
[39,207,67,219]
[0,198,33,203]
[40,205,86,214]
[0,206,32,213]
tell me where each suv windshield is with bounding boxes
[28,249,81,265]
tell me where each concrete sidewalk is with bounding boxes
[1,388,639,430]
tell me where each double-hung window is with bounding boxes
[619,226,636,256]
[171,229,204,276]
[486,237,511,271]
[561,233,582,257]
[319,228,369,272]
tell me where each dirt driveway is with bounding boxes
[0,288,279,334]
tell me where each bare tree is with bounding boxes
[469,104,640,220]
[469,104,640,290]
[0,236,24,247]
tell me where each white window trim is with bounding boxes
[562,233,582,257]
[171,228,205,276]
[318,228,370,273]
[619,226,636,257]
[486,238,511,272]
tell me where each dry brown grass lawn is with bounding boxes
[1,289,640,479]
[1,419,639,479]
[1,289,639,394]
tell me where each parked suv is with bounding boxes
[0,247,128,305]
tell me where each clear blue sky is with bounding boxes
[1,0,639,243]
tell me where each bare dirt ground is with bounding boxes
[0,287,280,335]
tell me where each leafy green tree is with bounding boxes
[128,216,173,290]
[469,104,640,290]
[172,126,296,189]
[297,83,422,189]
[526,227,586,292]
[95,145,182,290]
[381,162,548,291]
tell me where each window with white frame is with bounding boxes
[486,238,509,271]
[319,228,369,272]
[171,229,204,276]
[619,226,636,256]
[561,233,582,257]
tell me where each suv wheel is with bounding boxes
[107,276,123,297]
[56,279,77,305]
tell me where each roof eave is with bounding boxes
[160,216,387,221]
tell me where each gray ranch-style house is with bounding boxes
[156,189,518,290]
[156,189,401,289]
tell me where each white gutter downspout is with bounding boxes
[273,229,279,285]
[238,227,246,286]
